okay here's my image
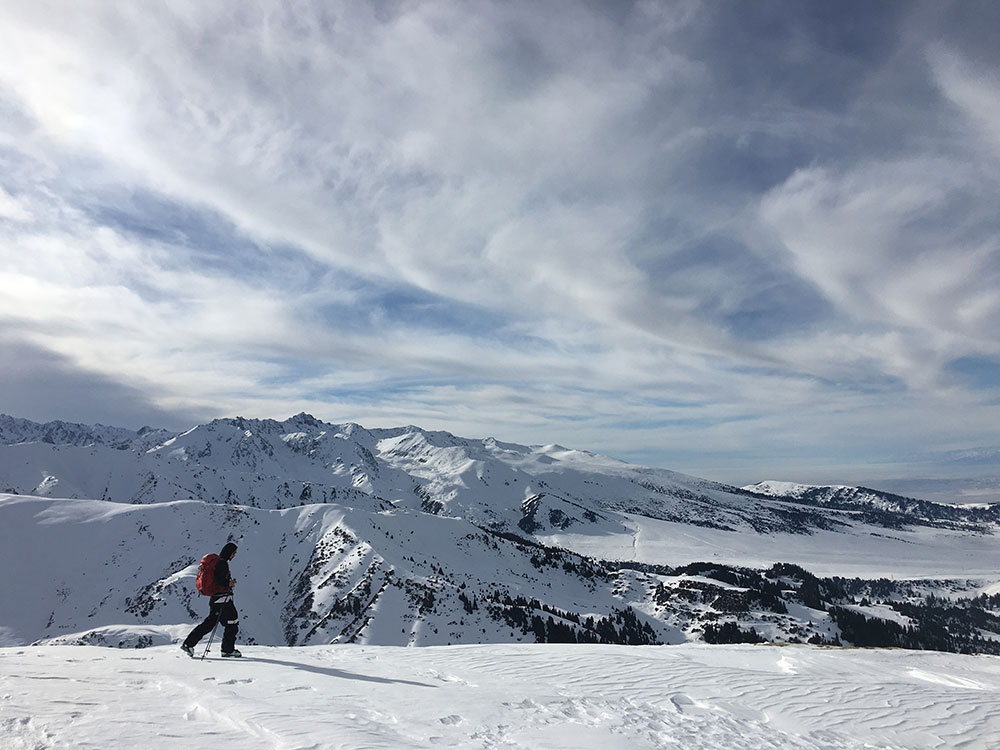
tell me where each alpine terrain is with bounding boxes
[1,413,998,655]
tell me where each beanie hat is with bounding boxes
[220,542,238,560]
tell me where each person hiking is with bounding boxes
[181,542,242,658]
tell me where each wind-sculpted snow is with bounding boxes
[1,643,998,749]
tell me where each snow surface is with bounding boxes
[540,511,1000,579]
[745,481,840,497]
[1,643,997,749]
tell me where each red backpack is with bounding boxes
[195,553,225,596]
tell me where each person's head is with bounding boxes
[220,542,238,561]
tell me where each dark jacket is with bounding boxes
[213,557,233,595]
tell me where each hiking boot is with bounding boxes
[181,644,195,658]
[221,649,242,658]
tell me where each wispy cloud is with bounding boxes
[0,1,998,486]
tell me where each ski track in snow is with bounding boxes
[1,643,998,749]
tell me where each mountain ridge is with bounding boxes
[745,480,1000,529]
[3,412,995,535]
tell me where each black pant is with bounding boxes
[184,596,239,653]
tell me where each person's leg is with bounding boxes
[220,600,240,653]
[183,605,220,648]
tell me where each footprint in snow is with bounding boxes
[505,698,541,710]
[439,715,464,725]
[670,694,712,715]
[426,669,475,687]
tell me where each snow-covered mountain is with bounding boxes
[0,413,175,452]
[3,490,998,654]
[1,414,998,654]
[4,413,997,535]
[745,480,1000,528]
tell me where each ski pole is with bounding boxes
[202,621,220,660]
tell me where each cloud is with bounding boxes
[0,1,998,486]
[757,29,1000,394]
[0,334,200,430]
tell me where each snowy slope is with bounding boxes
[0,493,657,649]
[1,643,998,749]
[539,509,1000,579]
[3,492,999,654]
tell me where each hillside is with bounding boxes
[2,490,998,654]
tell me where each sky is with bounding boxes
[0,1,999,491]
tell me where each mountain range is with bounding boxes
[1,413,997,654]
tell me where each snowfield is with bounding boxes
[3,414,1000,747]
[1,642,998,749]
